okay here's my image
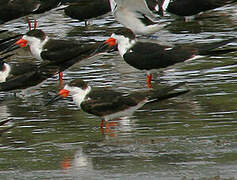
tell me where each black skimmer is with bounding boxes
[46,79,189,127]
[12,28,101,87]
[155,0,237,21]
[0,20,37,55]
[64,0,110,25]
[0,54,60,92]
[108,0,166,35]
[0,0,61,24]
[0,49,94,93]
[31,0,61,14]
[97,28,237,88]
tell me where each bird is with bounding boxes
[11,28,102,88]
[96,28,237,88]
[0,0,61,24]
[0,20,38,55]
[0,54,60,93]
[31,0,61,15]
[46,79,189,128]
[154,0,237,21]
[0,47,98,94]
[108,0,166,35]
[63,0,110,26]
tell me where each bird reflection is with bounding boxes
[61,146,93,171]
[46,79,188,137]
[0,104,14,135]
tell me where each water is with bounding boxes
[0,4,237,180]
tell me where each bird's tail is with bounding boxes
[198,38,237,55]
[147,82,189,103]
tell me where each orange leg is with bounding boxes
[59,72,64,89]
[146,74,152,88]
[100,120,119,137]
[105,121,118,137]
[100,120,105,135]
[26,18,37,30]
[34,19,37,29]
[100,120,105,128]
[27,17,31,31]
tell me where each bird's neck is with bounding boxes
[0,63,11,83]
[118,39,136,57]
[72,86,92,108]
[30,36,49,61]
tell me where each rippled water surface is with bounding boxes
[0,4,237,180]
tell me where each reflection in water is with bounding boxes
[0,104,15,135]
[100,115,137,138]
[0,3,237,180]
[0,104,10,120]
[61,146,92,171]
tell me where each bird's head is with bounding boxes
[46,79,91,107]
[16,29,47,48]
[93,28,136,55]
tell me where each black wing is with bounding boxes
[166,0,230,16]
[64,0,110,21]
[41,39,97,63]
[81,88,141,117]
[32,0,60,14]
[1,71,43,91]
[1,62,58,91]
[123,42,196,70]
[8,61,38,78]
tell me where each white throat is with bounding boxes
[112,34,136,57]
[69,86,92,108]
[118,39,135,57]
[25,35,49,61]
[0,63,11,83]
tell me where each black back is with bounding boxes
[81,88,144,117]
[64,0,110,21]
[123,42,196,70]
[0,61,59,91]
[80,82,189,117]
[41,40,98,64]
[166,0,235,16]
